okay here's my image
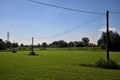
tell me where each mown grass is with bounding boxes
[0,50,120,80]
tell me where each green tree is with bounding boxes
[68,42,74,47]
[73,41,78,47]
[50,40,68,48]
[52,41,59,48]
[41,42,47,49]
[20,43,24,47]
[77,41,84,47]
[98,31,120,51]
[0,39,6,50]
[12,42,18,48]
[73,41,83,47]
[82,37,90,47]
[37,44,41,48]
[58,40,68,48]
[5,41,11,49]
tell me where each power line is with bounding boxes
[39,15,104,39]
[28,0,105,15]
[110,12,120,14]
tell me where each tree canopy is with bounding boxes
[41,42,47,49]
[0,39,19,50]
[0,37,91,50]
[0,39,6,50]
[98,31,120,51]
[82,37,90,46]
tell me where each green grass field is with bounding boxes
[0,50,120,80]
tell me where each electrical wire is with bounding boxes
[39,15,105,39]
[110,12,120,14]
[28,0,105,15]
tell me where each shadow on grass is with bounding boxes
[28,52,39,56]
[29,54,39,56]
[79,59,120,70]
[79,63,120,70]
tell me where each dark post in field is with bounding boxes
[7,31,9,42]
[106,10,109,60]
[32,37,33,53]
[30,37,35,55]
[7,31,10,51]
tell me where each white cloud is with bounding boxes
[99,27,117,32]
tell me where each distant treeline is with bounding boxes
[0,31,120,51]
[0,39,18,50]
[0,37,96,50]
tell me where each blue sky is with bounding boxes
[0,0,120,45]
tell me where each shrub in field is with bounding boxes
[12,50,16,53]
[29,51,36,55]
[95,58,120,69]
[80,58,120,69]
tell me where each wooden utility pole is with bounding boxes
[7,31,9,42]
[7,31,11,51]
[30,37,35,55]
[106,10,109,60]
[32,37,34,53]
